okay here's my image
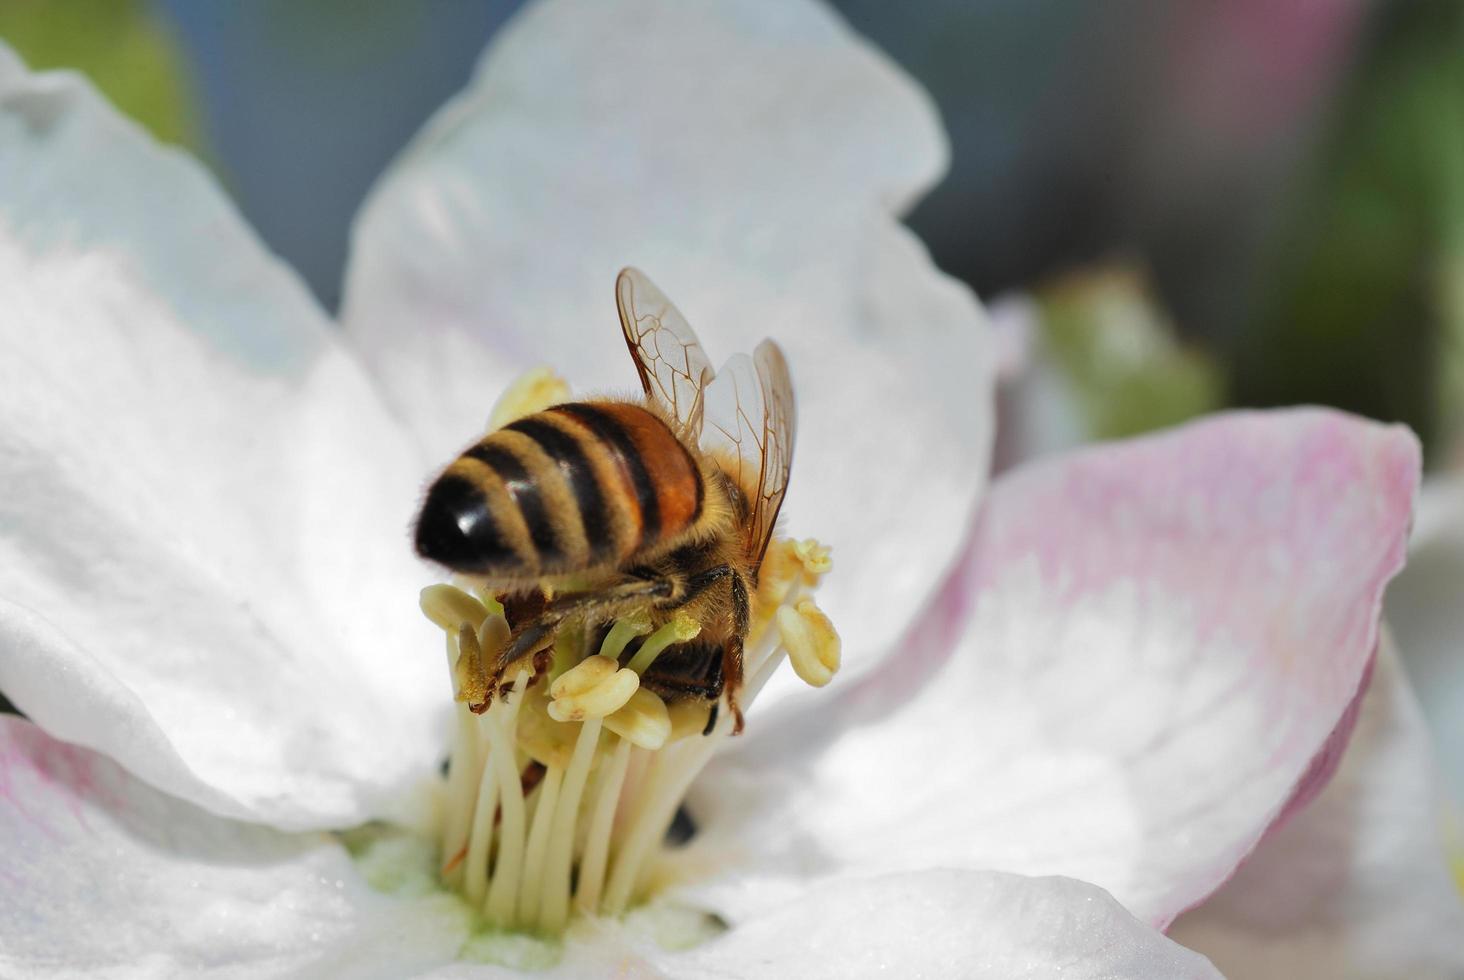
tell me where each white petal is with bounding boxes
[1386,472,1464,799]
[694,409,1417,929]
[0,716,467,978]
[0,49,444,829]
[1169,639,1464,979]
[343,0,994,704]
[666,870,1220,979]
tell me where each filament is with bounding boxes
[419,536,835,936]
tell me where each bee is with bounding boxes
[413,268,794,734]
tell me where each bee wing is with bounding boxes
[703,340,796,575]
[616,267,714,441]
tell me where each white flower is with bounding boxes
[0,1,1460,977]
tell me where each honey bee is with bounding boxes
[414,268,794,734]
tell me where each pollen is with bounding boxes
[418,533,838,939]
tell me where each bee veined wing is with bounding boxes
[702,340,797,575]
[616,267,714,441]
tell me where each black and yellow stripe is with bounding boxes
[415,400,705,578]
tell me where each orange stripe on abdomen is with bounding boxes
[592,402,702,540]
[549,401,702,554]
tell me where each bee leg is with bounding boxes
[653,566,752,734]
[721,573,751,736]
[700,651,725,735]
[544,575,675,621]
[638,646,726,735]
[722,637,746,736]
[664,564,735,609]
[489,577,676,682]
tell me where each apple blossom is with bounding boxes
[1,1,1460,977]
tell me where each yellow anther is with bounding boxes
[549,655,619,700]
[598,612,654,661]
[478,612,511,653]
[453,624,489,708]
[470,587,506,618]
[603,688,672,750]
[777,599,840,688]
[420,584,490,632]
[666,699,712,742]
[793,538,832,579]
[625,615,702,675]
[547,657,640,722]
[488,366,572,429]
[516,688,578,769]
[755,537,828,614]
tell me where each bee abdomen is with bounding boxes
[415,400,704,577]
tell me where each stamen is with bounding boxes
[487,366,572,429]
[421,583,490,632]
[598,612,653,660]
[666,699,712,742]
[625,615,702,675]
[516,764,564,925]
[574,736,631,914]
[603,688,672,749]
[483,673,530,928]
[546,655,639,722]
[420,536,839,938]
[453,624,490,709]
[777,599,840,688]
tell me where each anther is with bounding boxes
[487,366,572,430]
[516,688,579,769]
[547,655,640,722]
[420,583,490,632]
[453,624,490,710]
[777,598,840,688]
[793,538,832,579]
[666,699,712,742]
[603,688,672,749]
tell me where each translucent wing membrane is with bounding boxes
[616,267,713,441]
[616,267,795,573]
[703,341,796,573]
[751,340,795,567]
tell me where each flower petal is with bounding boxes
[668,870,1220,978]
[694,408,1417,928]
[1169,639,1464,979]
[0,715,467,978]
[0,48,444,829]
[342,0,994,702]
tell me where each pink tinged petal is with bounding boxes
[694,408,1418,928]
[666,871,1221,979]
[0,48,444,829]
[0,716,467,978]
[342,0,994,707]
[1170,639,1464,979]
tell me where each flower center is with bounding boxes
[417,537,838,938]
